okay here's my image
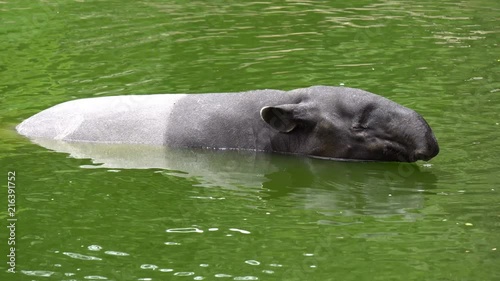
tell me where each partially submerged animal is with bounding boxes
[17,86,439,162]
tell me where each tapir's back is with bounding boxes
[16,94,186,144]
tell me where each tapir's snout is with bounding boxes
[411,126,439,162]
[413,140,439,161]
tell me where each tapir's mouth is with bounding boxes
[383,142,413,162]
[383,140,424,162]
[384,136,439,162]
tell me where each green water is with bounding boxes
[1,0,499,280]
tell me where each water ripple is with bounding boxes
[104,250,130,256]
[87,245,102,251]
[159,268,174,272]
[21,270,55,277]
[244,260,260,266]
[140,264,158,270]
[164,241,181,245]
[229,228,251,234]
[166,227,204,233]
[84,276,108,280]
[63,252,102,261]
[174,272,195,276]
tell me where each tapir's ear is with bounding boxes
[260,104,300,133]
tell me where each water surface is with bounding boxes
[1,0,499,280]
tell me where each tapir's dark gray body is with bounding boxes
[16,86,439,162]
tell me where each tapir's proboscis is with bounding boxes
[17,86,439,162]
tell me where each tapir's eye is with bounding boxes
[352,124,367,131]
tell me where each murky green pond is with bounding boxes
[1,0,499,280]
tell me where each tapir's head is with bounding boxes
[260,87,439,162]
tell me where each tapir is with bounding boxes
[16,86,439,162]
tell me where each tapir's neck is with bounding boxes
[164,90,305,152]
